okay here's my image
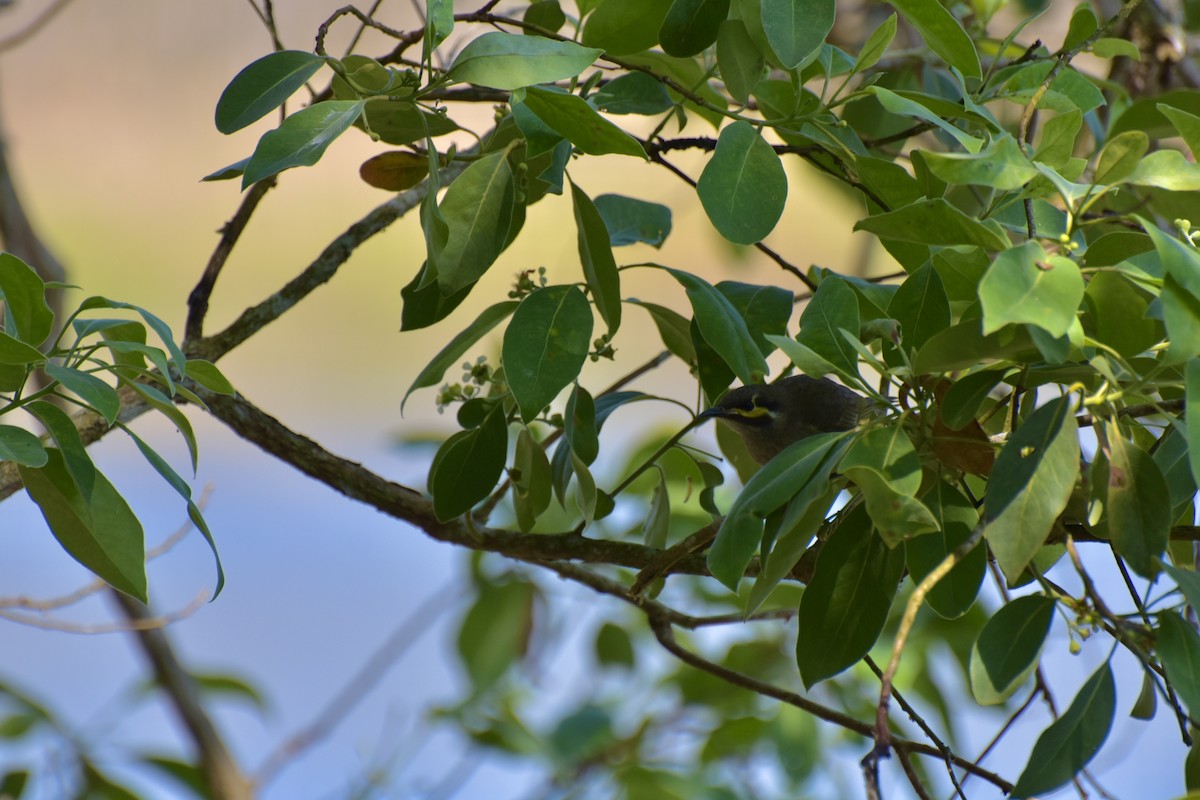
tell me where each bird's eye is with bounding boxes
[739,397,759,412]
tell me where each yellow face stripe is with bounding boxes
[731,404,772,419]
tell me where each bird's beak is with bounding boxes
[697,407,726,420]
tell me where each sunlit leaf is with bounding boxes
[0,252,53,347]
[979,242,1083,339]
[447,32,603,90]
[215,50,326,134]
[242,100,366,188]
[984,397,1080,583]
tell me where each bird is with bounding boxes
[698,375,867,465]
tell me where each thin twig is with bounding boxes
[0,0,75,53]
[255,580,461,788]
[185,177,276,342]
[111,590,252,799]
[871,526,984,766]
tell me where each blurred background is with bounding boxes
[0,1,1190,798]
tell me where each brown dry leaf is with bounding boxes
[359,151,429,191]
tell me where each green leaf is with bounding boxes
[1166,563,1200,616]
[78,296,188,377]
[979,242,1083,339]
[513,428,552,532]
[1124,149,1200,190]
[19,448,147,601]
[840,424,938,544]
[503,285,594,422]
[716,19,765,104]
[520,87,647,159]
[456,578,535,690]
[595,622,635,667]
[1084,271,1161,358]
[854,199,1008,250]
[665,268,767,384]
[0,253,52,347]
[697,121,787,244]
[907,480,985,619]
[1032,109,1082,168]
[1092,36,1141,60]
[400,262,472,330]
[1062,2,1098,50]
[760,0,834,69]
[1106,427,1170,578]
[1011,662,1116,799]
[631,300,696,364]
[969,594,1055,704]
[1160,103,1200,157]
[44,364,119,424]
[887,0,980,77]
[425,0,454,57]
[1153,428,1197,525]
[707,432,849,590]
[125,382,199,472]
[939,368,1008,430]
[659,0,729,57]
[746,483,840,613]
[435,150,519,294]
[361,100,458,146]
[429,405,509,521]
[1095,130,1149,184]
[572,451,599,521]
[589,72,674,115]
[984,397,1080,583]
[184,360,235,396]
[1159,611,1200,723]
[918,134,1037,190]
[0,425,47,467]
[403,301,518,410]
[796,276,861,379]
[565,384,599,465]
[593,194,672,247]
[797,504,906,687]
[447,32,603,90]
[0,331,45,365]
[525,0,566,33]
[122,427,223,599]
[26,400,95,498]
[1187,359,1200,489]
[887,262,949,353]
[215,50,326,134]
[241,100,365,188]
[581,0,673,56]
[852,13,896,74]
[865,87,984,153]
[642,468,672,548]
[570,180,622,335]
[1163,274,1200,364]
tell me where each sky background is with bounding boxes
[0,1,1190,799]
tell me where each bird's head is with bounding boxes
[698,376,864,464]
